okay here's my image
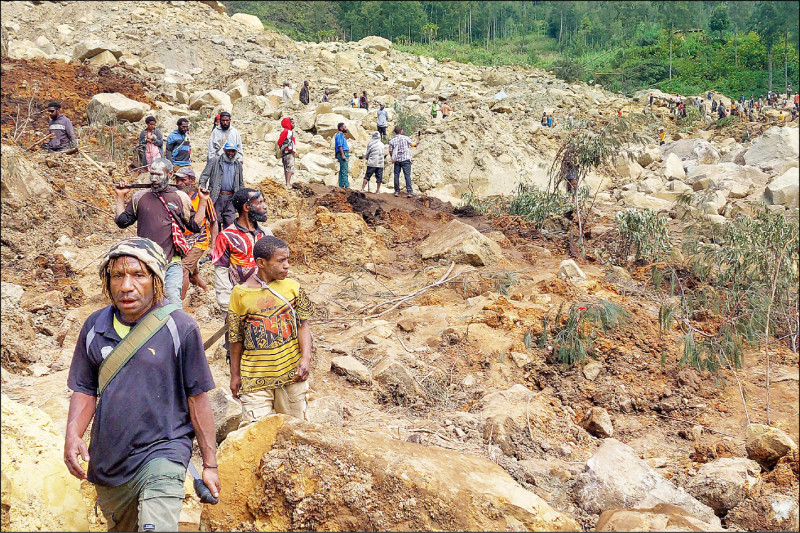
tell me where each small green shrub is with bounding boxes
[546,300,629,366]
[392,102,427,138]
[508,182,585,228]
[615,208,672,263]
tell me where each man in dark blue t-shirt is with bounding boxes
[65,237,219,532]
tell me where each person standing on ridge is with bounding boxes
[277,117,296,188]
[334,122,350,188]
[388,125,420,198]
[207,112,242,162]
[361,131,385,194]
[136,116,163,170]
[45,101,77,152]
[376,102,389,140]
[299,81,310,105]
[166,118,192,168]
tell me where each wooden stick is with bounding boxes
[25,133,54,151]
[80,150,109,174]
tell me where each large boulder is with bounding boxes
[581,407,614,438]
[743,126,800,169]
[575,438,721,527]
[663,153,686,180]
[614,154,644,180]
[72,39,122,62]
[371,356,426,400]
[331,355,372,385]
[415,219,503,266]
[692,141,720,165]
[483,70,512,87]
[87,93,149,122]
[1,395,90,531]
[334,51,359,71]
[201,415,580,531]
[230,13,264,31]
[207,387,242,444]
[299,153,336,175]
[314,113,350,138]
[686,457,761,514]
[189,90,232,111]
[224,78,248,101]
[596,504,719,532]
[745,423,798,470]
[764,167,799,208]
[621,191,673,211]
[0,145,52,208]
[85,49,117,67]
[558,259,586,281]
[358,35,392,52]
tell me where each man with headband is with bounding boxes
[64,237,219,531]
[114,158,210,307]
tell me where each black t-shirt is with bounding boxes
[67,304,215,487]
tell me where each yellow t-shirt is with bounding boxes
[113,315,131,339]
[227,278,314,393]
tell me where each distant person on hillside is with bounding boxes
[136,116,163,170]
[440,100,451,119]
[207,111,243,162]
[334,122,350,188]
[213,114,221,129]
[376,102,388,139]
[649,93,654,106]
[166,118,192,168]
[282,82,292,103]
[350,93,358,108]
[698,99,706,118]
[388,125,420,198]
[563,159,579,200]
[431,100,439,119]
[567,112,574,128]
[707,91,712,100]
[547,114,553,127]
[199,141,244,231]
[45,101,77,152]
[277,117,296,188]
[322,88,330,103]
[227,236,314,424]
[541,112,548,127]
[361,131,385,194]
[359,91,369,110]
[658,127,666,146]
[711,100,717,113]
[299,81,310,105]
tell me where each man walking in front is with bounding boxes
[165,118,192,168]
[277,117,296,188]
[334,122,350,188]
[45,101,77,152]
[376,102,388,140]
[199,141,244,232]
[388,125,420,198]
[64,237,219,532]
[207,112,243,162]
[115,158,210,307]
[228,236,314,423]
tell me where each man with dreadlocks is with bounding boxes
[64,237,219,532]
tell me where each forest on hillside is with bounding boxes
[224,1,799,97]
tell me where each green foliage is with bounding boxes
[508,183,582,228]
[391,102,427,139]
[458,192,507,218]
[548,300,629,366]
[225,1,798,96]
[614,208,673,263]
[549,57,585,82]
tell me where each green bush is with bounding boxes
[549,57,586,83]
[614,208,672,263]
[541,300,629,366]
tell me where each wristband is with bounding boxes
[203,464,218,469]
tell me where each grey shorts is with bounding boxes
[364,166,383,183]
[95,457,186,532]
[282,153,295,173]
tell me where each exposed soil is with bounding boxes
[0,58,154,146]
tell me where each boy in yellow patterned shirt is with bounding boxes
[227,236,314,423]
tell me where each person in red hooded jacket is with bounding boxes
[277,117,296,188]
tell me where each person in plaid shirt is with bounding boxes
[388,126,421,198]
[174,167,218,299]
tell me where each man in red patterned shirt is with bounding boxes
[212,188,272,309]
